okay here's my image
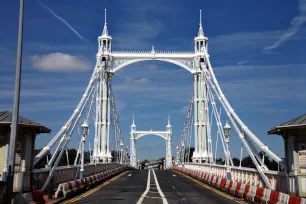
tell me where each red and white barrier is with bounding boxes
[237,183,246,198]
[224,180,233,193]
[254,187,268,203]
[172,166,306,204]
[55,166,128,199]
[211,176,218,187]
[246,186,257,202]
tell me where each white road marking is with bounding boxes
[172,174,177,177]
[152,170,168,204]
[148,191,160,193]
[136,170,151,204]
[128,174,132,177]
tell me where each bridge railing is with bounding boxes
[182,163,287,193]
[32,163,123,190]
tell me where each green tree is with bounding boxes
[34,149,52,169]
[58,148,77,166]
[216,157,225,165]
[232,157,240,166]
[240,152,281,171]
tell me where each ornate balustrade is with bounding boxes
[182,163,287,193]
[32,163,123,190]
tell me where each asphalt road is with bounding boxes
[73,170,239,204]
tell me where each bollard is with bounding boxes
[48,176,54,199]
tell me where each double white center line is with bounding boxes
[137,169,168,204]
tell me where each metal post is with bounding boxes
[80,121,88,179]
[176,145,179,165]
[225,138,231,180]
[7,0,24,200]
[66,149,70,166]
[80,138,85,178]
[239,144,243,168]
[193,74,198,162]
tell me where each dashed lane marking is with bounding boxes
[136,169,151,204]
[172,170,248,204]
[152,169,168,204]
[148,191,160,193]
[62,171,129,204]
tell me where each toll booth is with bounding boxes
[268,113,306,197]
[0,111,50,192]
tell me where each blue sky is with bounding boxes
[0,0,305,162]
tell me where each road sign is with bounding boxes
[298,150,306,169]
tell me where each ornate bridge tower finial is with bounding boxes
[194,9,208,54]
[98,9,112,53]
[132,114,136,127]
[167,115,172,129]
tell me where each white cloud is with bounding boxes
[237,60,248,65]
[125,76,149,85]
[264,0,306,50]
[210,31,282,54]
[220,77,306,106]
[30,53,92,72]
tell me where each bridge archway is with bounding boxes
[111,56,194,74]
[130,116,172,169]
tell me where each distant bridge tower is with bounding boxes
[130,116,172,169]
[165,116,173,168]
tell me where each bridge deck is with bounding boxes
[69,170,241,204]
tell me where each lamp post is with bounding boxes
[7,0,24,201]
[224,121,231,180]
[181,142,185,167]
[120,141,124,164]
[80,121,89,179]
[176,145,179,165]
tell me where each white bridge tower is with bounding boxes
[130,116,172,169]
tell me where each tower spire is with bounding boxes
[200,9,202,27]
[167,115,172,128]
[105,8,107,25]
[132,114,135,125]
[102,8,109,37]
[198,9,205,37]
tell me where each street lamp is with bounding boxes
[80,121,89,179]
[176,145,179,165]
[223,121,231,180]
[125,146,128,165]
[120,140,124,164]
[181,142,185,166]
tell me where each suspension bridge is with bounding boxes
[2,8,306,204]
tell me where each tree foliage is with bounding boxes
[34,149,52,169]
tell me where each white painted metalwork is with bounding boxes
[130,116,172,169]
[32,8,285,191]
